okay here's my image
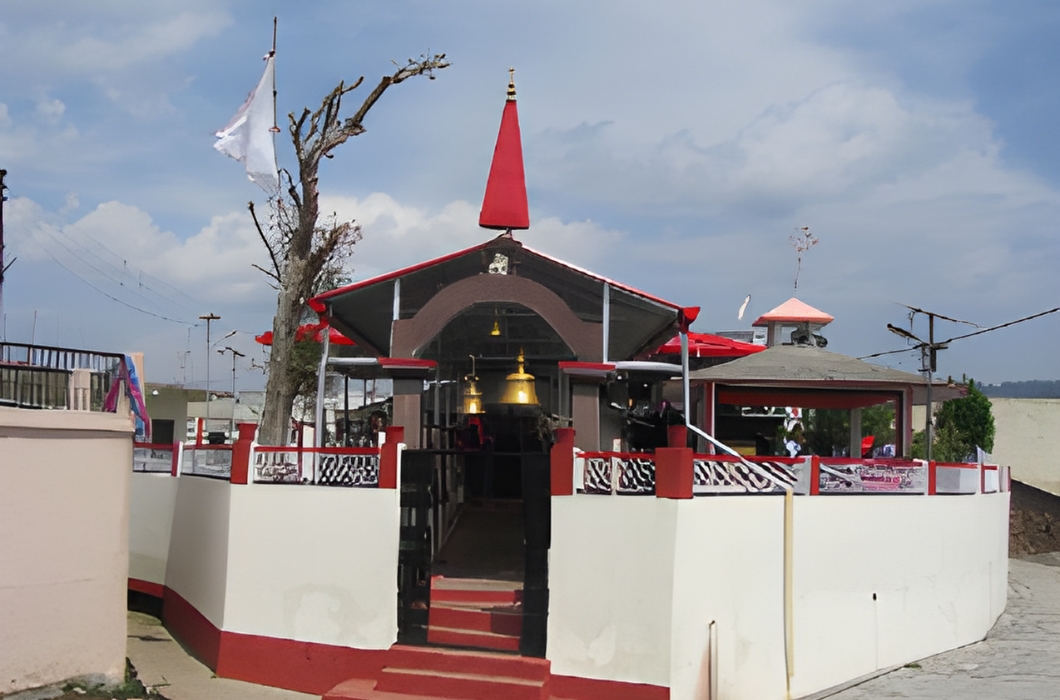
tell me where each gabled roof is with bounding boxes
[752,298,834,327]
[308,234,683,360]
[688,344,965,406]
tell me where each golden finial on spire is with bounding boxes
[507,67,516,101]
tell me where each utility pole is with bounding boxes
[218,346,244,439]
[1,168,10,330]
[199,313,221,435]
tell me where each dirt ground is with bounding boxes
[1009,479,1060,557]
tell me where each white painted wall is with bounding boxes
[547,497,678,687]
[129,473,179,586]
[550,491,1009,700]
[669,497,788,700]
[223,485,401,649]
[0,408,132,693]
[165,476,231,629]
[990,398,1060,496]
[786,493,1009,698]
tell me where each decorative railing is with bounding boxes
[569,448,1006,498]
[818,458,926,494]
[252,446,381,487]
[133,443,178,474]
[693,455,801,495]
[577,452,657,495]
[0,342,124,410]
[181,445,233,479]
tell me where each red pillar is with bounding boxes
[379,426,405,489]
[927,460,937,495]
[667,425,688,449]
[170,442,180,477]
[551,428,576,496]
[230,422,258,485]
[656,447,693,499]
[809,455,821,495]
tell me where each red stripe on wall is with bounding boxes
[217,630,390,696]
[551,674,670,700]
[162,587,222,670]
[158,585,672,698]
[128,578,164,599]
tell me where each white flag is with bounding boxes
[214,54,279,194]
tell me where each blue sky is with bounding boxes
[1,0,1057,389]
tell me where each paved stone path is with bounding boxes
[127,612,314,700]
[820,555,1060,700]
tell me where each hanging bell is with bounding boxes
[463,376,483,414]
[499,349,539,405]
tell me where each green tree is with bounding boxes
[912,378,995,461]
[936,378,995,453]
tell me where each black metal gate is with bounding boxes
[520,451,551,657]
[397,450,433,644]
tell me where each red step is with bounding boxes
[323,646,552,700]
[429,603,523,637]
[375,667,548,700]
[431,577,522,606]
[426,625,521,652]
[386,645,549,681]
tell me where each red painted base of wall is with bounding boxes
[134,583,670,699]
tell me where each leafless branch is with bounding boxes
[248,201,282,281]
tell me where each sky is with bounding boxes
[1,0,1058,391]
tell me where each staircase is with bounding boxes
[323,645,551,700]
[427,576,523,652]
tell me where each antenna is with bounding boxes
[873,303,1060,460]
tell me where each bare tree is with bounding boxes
[252,53,449,446]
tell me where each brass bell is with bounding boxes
[499,349,538,405]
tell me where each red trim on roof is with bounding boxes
[655,332,765,358]
[309,239,498,311]
[378,358,437,369]
[520,243,683,311]
[309,237,685,313]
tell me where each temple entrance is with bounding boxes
[397,408,551,656]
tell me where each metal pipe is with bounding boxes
[314,328,330,447]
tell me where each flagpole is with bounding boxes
[269,17,281,189]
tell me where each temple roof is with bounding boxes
[688,344,964,406]
[309,235,683,361]
[479,71,529,230]
[752,297,834,327]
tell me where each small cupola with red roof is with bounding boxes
[752,297,834,347]
[479,69,530,232]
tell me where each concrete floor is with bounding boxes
[433,499,525,581]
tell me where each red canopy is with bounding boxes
[255,321,356,347]
[656,332,765,358]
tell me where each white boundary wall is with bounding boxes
[133,474,401,649]
[129,473,179,587]
[1,408,132,694]
[548,491,1010,700]
[224,485,400,648]
[166,475,232,629]
[548,498,678,687]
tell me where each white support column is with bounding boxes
[602,282,611,362]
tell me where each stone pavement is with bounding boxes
[815,554,1060,700]
[126,612,315,700]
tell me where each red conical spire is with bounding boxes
[479,69,530,231]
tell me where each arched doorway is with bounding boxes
[398,303,568,656]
